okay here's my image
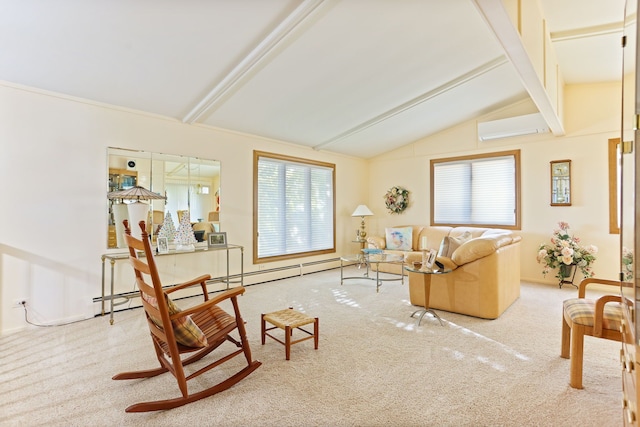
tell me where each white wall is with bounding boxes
[368,82,622,285]
[0,83,368,334]
[0,79,624,334]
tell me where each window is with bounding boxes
[430,150,520,229]
[253,151,335,263]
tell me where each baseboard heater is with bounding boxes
[92,257,341,304]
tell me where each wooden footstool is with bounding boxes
[261,307,319,360]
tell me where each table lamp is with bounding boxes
[352,205,374,240]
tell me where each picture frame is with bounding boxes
[425,249,437,269]
[208,232,227,247]
[157,236,169,254]
[550,159,571,206]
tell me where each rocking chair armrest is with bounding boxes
[165,274,212,297]
[593,295,623,337]
[578,278,620,298]
[171,286,246,319]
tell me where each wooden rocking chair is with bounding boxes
[113,220,261,412]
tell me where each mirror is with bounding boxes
[107,148,221,249]
[550,159,571,206]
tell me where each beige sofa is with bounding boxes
[366,225,521,319]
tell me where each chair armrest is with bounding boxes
[171,286,246,319]
[578,278,620,298]
[593,295,623,337]
[165,274,212,298]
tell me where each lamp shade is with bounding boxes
[107,185,166,201]
[352,205,373,217]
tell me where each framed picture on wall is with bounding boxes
[157,237,169,254]
[208,232,227,248]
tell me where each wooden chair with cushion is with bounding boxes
[561,277,623,389]
[113,220,261,412]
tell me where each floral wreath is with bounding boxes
[384,186,409,214]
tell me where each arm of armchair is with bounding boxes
[367,235,386,250]
[451,235,515,266]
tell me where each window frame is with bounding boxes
[608,138,620,234]
[253,150,336,264]
[430,149,521,230]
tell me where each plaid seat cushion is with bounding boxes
[142,293,208,348]
[563,298,623,331]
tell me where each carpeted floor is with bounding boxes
[0,267,621,426]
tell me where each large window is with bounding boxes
[430,150,520,229]
[253,151,335,263]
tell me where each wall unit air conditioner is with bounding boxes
[477,113,549,141]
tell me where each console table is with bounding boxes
[100,244,243,324]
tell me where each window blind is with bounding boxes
[257,156,334,259]
[433,154,516,227]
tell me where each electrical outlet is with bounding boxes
[258,264,266,271]
[13,299,26,308]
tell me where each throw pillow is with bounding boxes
[437,231,472,258]
[142,292,208,348]
[385,227,412,251]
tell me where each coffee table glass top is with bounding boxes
[340,252,405,292]
[340,253,405,263]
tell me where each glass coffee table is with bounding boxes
[404,265,452,326]
[340,253,405,292]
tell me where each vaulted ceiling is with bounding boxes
[0,0,628,158]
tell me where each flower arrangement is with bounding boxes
[537,222,598,281]
[384,186,409,214]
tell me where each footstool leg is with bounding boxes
[285,325,291,360]
[314,318,319,350]
[261,313,266,345]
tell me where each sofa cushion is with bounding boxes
[437,231,472,257]
[385,227,412,250]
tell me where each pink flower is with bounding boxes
[558,221,569,230]
[560,247,574,257]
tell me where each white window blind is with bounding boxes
[433,152,518,227]
[257,155,334,259]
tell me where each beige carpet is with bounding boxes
[0,267,621,426]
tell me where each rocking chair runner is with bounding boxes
[113,220,261,412]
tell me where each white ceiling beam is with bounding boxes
[313,56,510,151]
[182,0,326,124]
[472,0,564,136]
[550,21,623,42]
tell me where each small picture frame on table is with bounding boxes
[157,237,169,254]
[208,232,227,248]
[425,249,437,269]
